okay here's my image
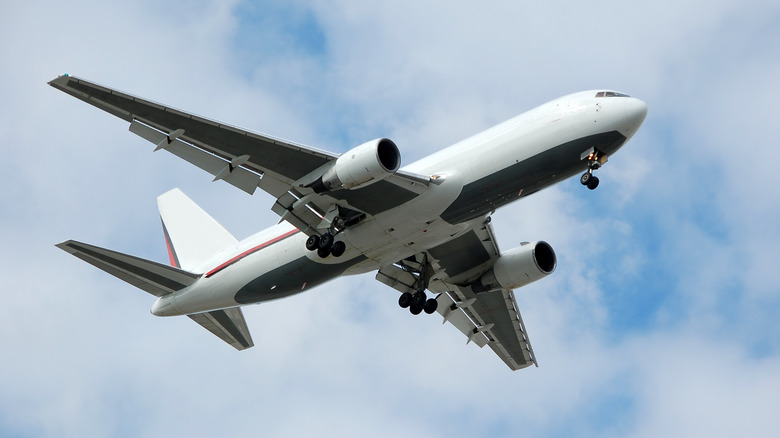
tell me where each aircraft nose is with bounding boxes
[622,97,648,138]
[625,97,648,129]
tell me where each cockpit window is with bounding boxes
[595,91,630,98]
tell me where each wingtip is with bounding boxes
[55,240,75,252]
[48,74,73,88]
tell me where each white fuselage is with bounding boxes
[152,91,647,316]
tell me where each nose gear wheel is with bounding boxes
[580,147,605,190]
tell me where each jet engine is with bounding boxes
[310,138,401,192]
[472,241,557,292]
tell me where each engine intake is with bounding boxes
[311,138,401,192]
[472,241,556,293]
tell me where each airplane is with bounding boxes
[50,75,647,370]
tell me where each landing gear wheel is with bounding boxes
[580,172,592,186]
[305,235,320,251]
[318,233,334,251]
[410,303,424,315]
[317,247,330,258]
[398,292,413,308]
[330,241,346,257]
[412,291,427,306]
[423,298,438,314]
[587,176,600,190]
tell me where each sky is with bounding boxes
[1,0,779,436]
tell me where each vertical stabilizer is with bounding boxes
[158,188,238,271]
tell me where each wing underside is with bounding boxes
[378,220,538,370]
[432,223,537,370]
[49,75,431,237]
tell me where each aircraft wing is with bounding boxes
[378,220,537,370]
[427,222,538,370]
[49,75,429,235]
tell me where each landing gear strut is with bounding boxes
[580,148,606,190]
[395,255,438,315]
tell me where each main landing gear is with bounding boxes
[304,208,363,258]
[398,291,439,315]
[394,254,438,315]
[580,148,606,190]
[305,233,346,258]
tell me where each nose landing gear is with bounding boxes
[580,171,599,190]
[580,147,607,190]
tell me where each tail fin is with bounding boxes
[157,188,237,271]
[56,240,200,297]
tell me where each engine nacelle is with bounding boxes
[472,241,557,292]
[310,138,401,192]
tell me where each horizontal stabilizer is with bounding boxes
[188,308,254,350]
[57,240,201,297]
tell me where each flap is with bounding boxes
[130,121,263,195]
[436,293,489,348]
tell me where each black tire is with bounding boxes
[412,291,427,306]
[330,241,346,257]
[319,233,334,251]
[410,303,423,315]
[580,172,591,186]
[317,247,330,258]
[587,176,600,190]
[423,298,438,314]
[398,292,413,308]
[305,235,320,251]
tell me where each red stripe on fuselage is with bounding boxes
[205,229,300,278]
